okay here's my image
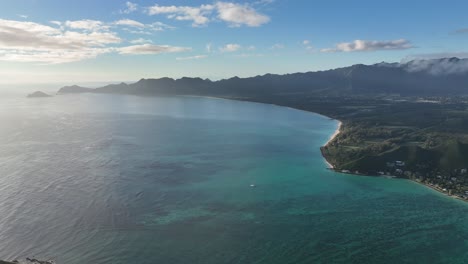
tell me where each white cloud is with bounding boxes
[65,19,109,31]
[176,55,208,60]
[118,44,191,55]
[254,0,275,5]
[219,43,241,52]
[121,1,138,14]
[147,4,215,27]
[0,19,120,51]
[403,52,468,61]
[146,2,270,27]
[321,39,413,53]
[303,40,310,45]
[0,19,188,64]
[247,45,256,51]
[216,2,270,27]
[271,43,284,50]
[149,22,175,31]
[130,38,152,44]
[18,14,28,19]
[114,19,145,28]
[206,43,213,53]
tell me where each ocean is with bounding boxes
[0,92,467,263]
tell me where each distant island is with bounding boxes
[57,57,468,200]
[27,91,51,98]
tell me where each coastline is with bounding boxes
[323,120,342,169]
[56,93,468,203]
[411,179,468,203]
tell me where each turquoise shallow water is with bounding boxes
[0,93,467,263]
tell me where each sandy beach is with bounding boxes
[323,120,342,168]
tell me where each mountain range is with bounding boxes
[58,57,468,97]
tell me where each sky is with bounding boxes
[0,0,468,84]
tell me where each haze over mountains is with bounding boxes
[58,58,468,97]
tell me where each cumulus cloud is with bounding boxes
[147,4,215,27]
[0,19,189,64]
[121,1,138,14]
[118,44,191,55]
[146,2,270,27]
[321,39,413,53]
[219,43,241,52]
[215,2,270,27]
[114,19,145,28]
[65,19,109,31]
[176,55,208,60]
[0,19,120,50]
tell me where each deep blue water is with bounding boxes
[0,93,467,263]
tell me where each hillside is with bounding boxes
[58,58,468,97]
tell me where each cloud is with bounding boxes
[453,28,468,34]
[215,2,270,27]
[400,56,468,75]
[271,43,284,50]
[219,43,241,52]
[65,19,109,31]
[146,2,270,27]
[253,0,275,5]
[403,52,468,61]
[121,1,138,14]
[18,14,28,19]
[119,21,175,35]
[0,19,188,64]
[118,44,191,55]
[148,22,175,31]
[114,19,145,28]
[302,39,316,52]
[0,19,120,51]
[321,39,413,53]
[176,55,208,60]
[147,4,215,27]
[206,43,213,52]
[130,38,153,44]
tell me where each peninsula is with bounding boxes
[57,57,468,200]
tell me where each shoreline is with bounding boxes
[323,120,342,169]
[411,179,468,203]
[55,93,468,203]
